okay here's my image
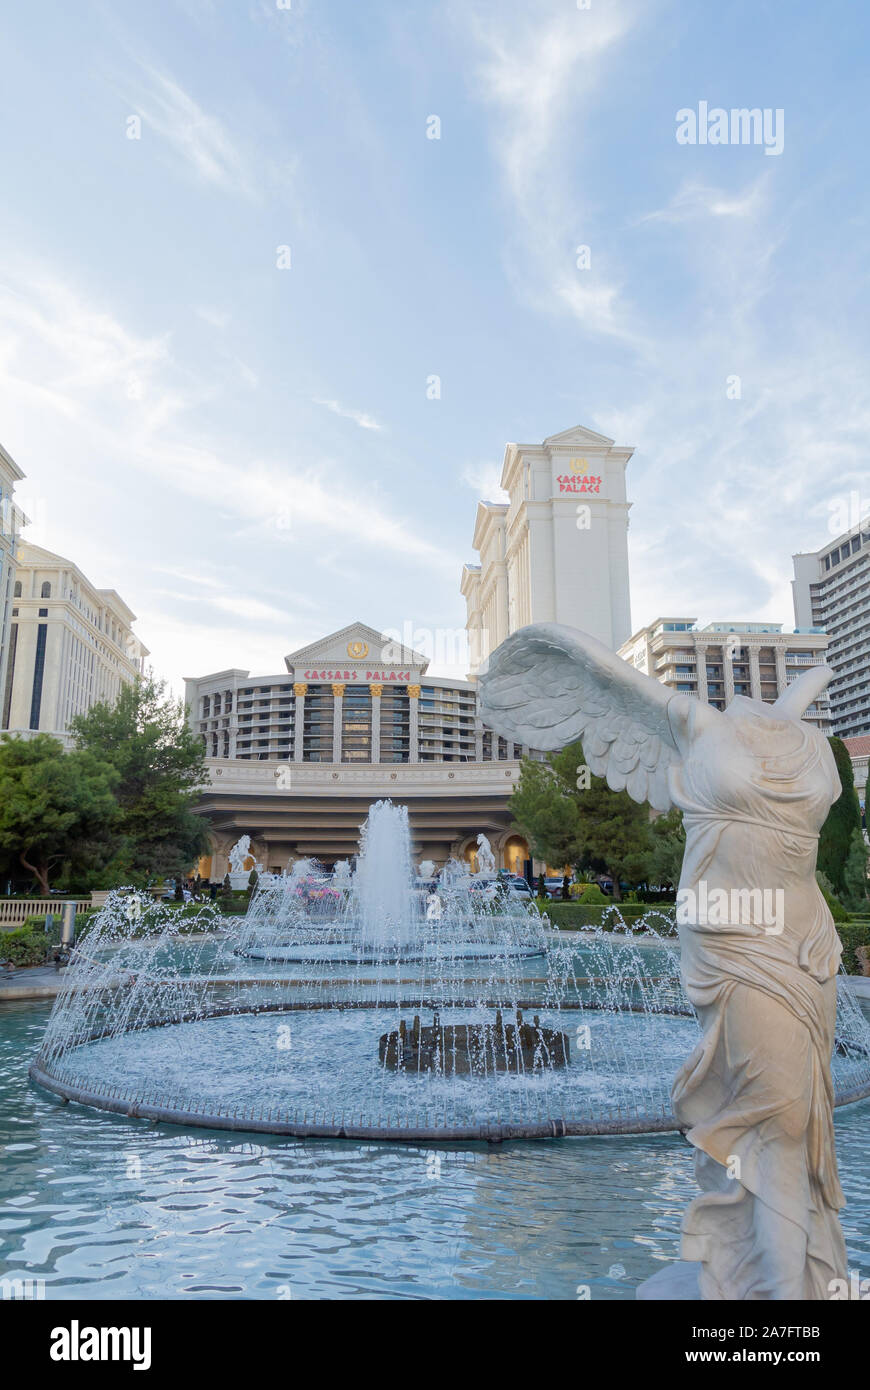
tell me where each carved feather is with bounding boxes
[478,623,686,812]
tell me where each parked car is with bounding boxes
[543,876,567,899]
[503,876,533,898]
[469,879,499,903]
[161,888,192,903]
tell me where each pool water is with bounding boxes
[3,999,870,1300]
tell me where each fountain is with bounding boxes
[233,801,546,965]
[354,801,414,950]
[28,800,870,1145]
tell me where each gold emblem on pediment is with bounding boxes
[348,641,369,659]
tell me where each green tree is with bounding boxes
[816,870,849,922]
[842,828,869,913]
[647,807,686,889]
[509,741,652,901]
[817,737,862,895]
[69,675,210,883]
[0,734,120,895]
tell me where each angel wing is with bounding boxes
[478,622,692,812]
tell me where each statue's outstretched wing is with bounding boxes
[478,622,684,811]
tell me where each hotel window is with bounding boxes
[341,686,371,762]
[29,624,48,729]
[13,581,21,597]
[41,581,51,599]
[202,696,211,717]
[304,684,335,762]
[380,689,409,762]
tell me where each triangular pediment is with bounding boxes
[543,424,615,448]
[284,622,429,673]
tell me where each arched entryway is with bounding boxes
[500,834,530,877]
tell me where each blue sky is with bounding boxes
[1,0,868,688]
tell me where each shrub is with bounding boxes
[0,928,51,966]
[578,884,610,905]
[816,873,849,922]
[838,921,870,975]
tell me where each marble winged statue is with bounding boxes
[479,621,846,1302]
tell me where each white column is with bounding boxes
[407,684,420,763]
[332,684,344,762]
[723,649,735,706]
[749,648,761,700]
[293,682,306,762]
[369,684,382,763]
[775,646,788,698]
[695,643,708,704]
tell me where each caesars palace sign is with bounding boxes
[556,457,602,494]
[300,641,413,684]
[300,669,413,683]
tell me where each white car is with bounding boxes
[501,876,534,898]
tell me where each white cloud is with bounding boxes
[0,261,458,624]
[461,461,508,502]
[128,63,256,197]
[458,0,646,346]
[313,398,384,432]
[639,175,770,225]
[196,306,230,330]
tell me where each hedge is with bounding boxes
[543,903,870,968]
[0,929,52,966]
[541,902,675,931]
[837,921,870,975]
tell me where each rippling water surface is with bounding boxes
[3,1000,870,1300]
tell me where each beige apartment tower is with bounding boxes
[2,541,149,743]
[618,617,831,730]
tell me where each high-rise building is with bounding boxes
[0,444,26,723]
[618,617,831,730]
[1,541,149,742]
[462,424,633,671]
[792,524,870,737]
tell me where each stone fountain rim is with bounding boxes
[29,997,870,1142]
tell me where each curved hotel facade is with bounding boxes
[186,621,532,875]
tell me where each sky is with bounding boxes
[0,0,868,690]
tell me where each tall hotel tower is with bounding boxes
[793,521,870,737]
[461,425,633,670]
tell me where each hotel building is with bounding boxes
[461,425,633,672]
[793,523,870,737]
[0,444,26,721]
[1,541,149,742]
[185,622,533,877]
[618,617,831,730]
